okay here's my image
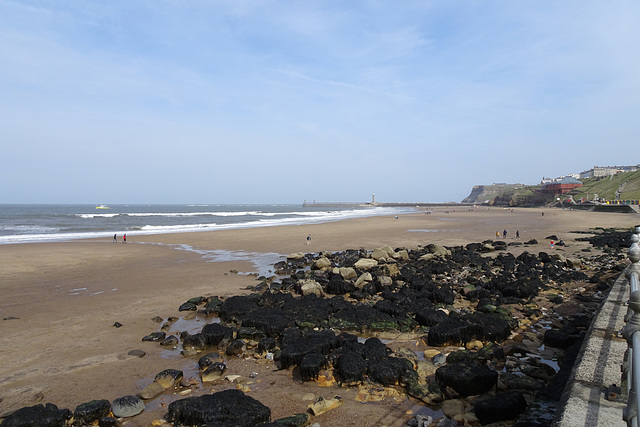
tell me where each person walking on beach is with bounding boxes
[122,234,126,244]
[516,230,520,239]
[113,233,117,243]
[503,229,507,239]
[496,231,500,239]
[306,234,311,245]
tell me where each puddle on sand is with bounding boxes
[410,405,444,423]
[135,361,203,412]
[160,316,221,359]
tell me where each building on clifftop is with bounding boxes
[538,176,583,195]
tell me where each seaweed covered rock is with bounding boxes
[165,389,270,426]
[111,395,144,418]
[299,353,328,381]
[2,403,71,427]
[368,357,414,386]
[73,399,111,425]
[474,390,527,424]
[242,307,294,336]
[182,323,233,351]
[435,363,498,396]
[335,349,368,384]
[280,328,340,369]
[427,314,483,347]
[415,308,447,326]
[218,294,261,323]
[427,312,511,347]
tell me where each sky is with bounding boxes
[1,1,639,204]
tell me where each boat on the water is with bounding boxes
[95,204,110,209]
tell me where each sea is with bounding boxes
[0,204,416,245]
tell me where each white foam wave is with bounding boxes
[0,206,415,244]
[76,213,120,219]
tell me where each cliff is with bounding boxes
[461,184,523,204]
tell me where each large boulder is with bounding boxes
[2,403,71,427]
[165,389,271,426]
[111,395,144,418]
[299,279,325,297]
[73,400,111,425]
[154,369,184,389]
[474,391,527,424]
[435,363,498,396]
[312,257,332,270]
[354,272,373,289]
[354,258,378,270]
[338,267,357,280]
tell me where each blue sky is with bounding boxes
[1,1,639,204]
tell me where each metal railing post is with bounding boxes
[624,226,640,426]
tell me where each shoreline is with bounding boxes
[0,207,638,424]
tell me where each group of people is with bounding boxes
[113,233,126,243]
[496,229,520,239]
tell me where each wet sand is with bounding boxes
[0,207,637,425]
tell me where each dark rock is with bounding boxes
[201,362,227,382]
[265,412,311,426]
[142,331,166,342]
[73,399,111,425]
[127,349,146,358]
[299,353,328,381]
[258,337,277,353]
[165,389,270,426]
[160,335,179,347]
[218,294,261,323]
[155,369,183,388]
[98,417,119,427]
[2,403,72,427]
[198,352,224,370]
[544,329,580,349]
[474,390,527,424]
[113,322,123,328]
[369,357,414,386]
[335,350,367,384]
[183,323,233,351]
[279,329,339,369]
[226,338,246,356]
[415,308,447,326]
[435,363,498,396]
[178,302,198,311]
[242,307,294,336]
[427,314,483,347]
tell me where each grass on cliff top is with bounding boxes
[570,170,640,201]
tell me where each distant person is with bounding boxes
[496,231,500,239]
[550,240,554,248]
[113,233,117,243]
[123,234,127,244]
[516,230,520,239]
[306,234,311,245]
[503,229,507,239]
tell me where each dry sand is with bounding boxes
[0,207,637,426]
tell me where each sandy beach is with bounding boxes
[0,207,637,426]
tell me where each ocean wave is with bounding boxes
[0,224,60,233]
[0,206,416,244]
[76,213,120,219]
